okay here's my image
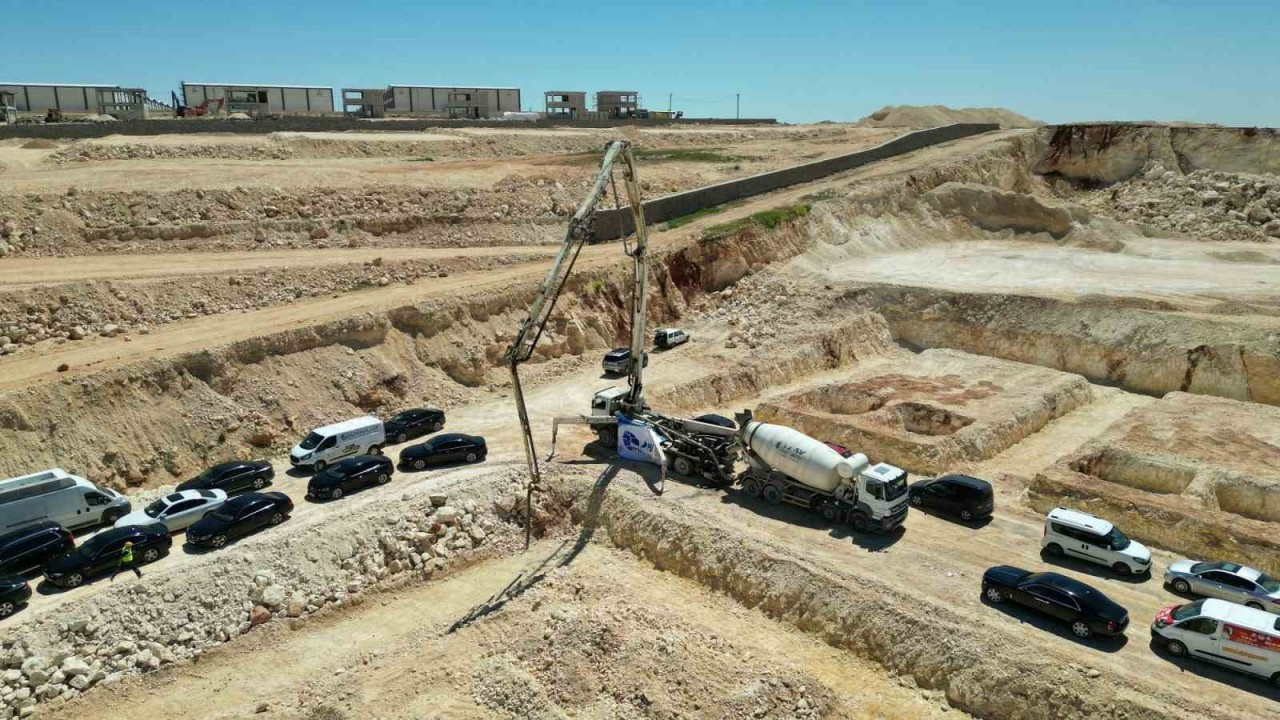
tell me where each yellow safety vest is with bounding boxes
[120,546,134,563]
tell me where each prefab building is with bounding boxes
[0,83,132,113]
[383,86,520,117]
[181,83,335,115]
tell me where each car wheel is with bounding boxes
[64,573,84,589]
[850,513,872,533]
[465,452,479,464]
[331,487,344,500]
[430,421,443,432]
[741,477,762,498]
[960,509,974,521]
[1166,639,1188,658]
[1112,562,1132,576]
[1171,578,1190,594]
[269,513,284,525]
[0,601,13,618]
[369,445,383,456]
[1271,672,1280,689]
[673,457,694,476]
[1071,621,1091,639]
[314,459,327,472]
[101,509,124,526]
[1246,601,1265,611]
[211,535,228,548]
[252,476,266,490]
[910,493,923,507]
[984,586,1003,603]
[413,459,426,471]
[1044,543,1064,558]
[762,484,783,505]
[819,502,840,523]
[142,548,160,563]
[395,432,407,444]
[376,473,390,485]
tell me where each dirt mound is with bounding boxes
[857,104,1042,129]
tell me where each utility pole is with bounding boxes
[668,93,672,112]
[736,93,740,119]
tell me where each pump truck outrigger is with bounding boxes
[504,140,740,545]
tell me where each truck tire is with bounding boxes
[597,427,617,449]
[673,457,694,476]
[819,502,840,523]
[850,512,872,533]
[762,484,783,505]
[741,477,762,498]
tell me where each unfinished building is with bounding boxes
[341,88,386,118]
[596,90,640,118]
[180,83,335,116]
[383,85,520,117]
[544,91,587,119]
[0,82,152,117]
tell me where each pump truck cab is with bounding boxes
[736,415,910,533]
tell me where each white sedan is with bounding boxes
[114,489,228,533]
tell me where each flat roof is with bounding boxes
[387,85,519,91]
[545,90,586,94]
[183,83,332,90]
[0,82,124,88]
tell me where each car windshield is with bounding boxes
[299,432,324,450]
[1258,573,1280,594]
[143,500,166,518]
[1171,600,1205,622]
[189,468,215,484]
[1104,528,1130,551]
[78,534,114,556]
[207,510,235,523]
[390,412,411,424]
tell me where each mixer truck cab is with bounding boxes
[737,417,910,533]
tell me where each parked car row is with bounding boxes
[0,406,487,619]
[600,327,690,376]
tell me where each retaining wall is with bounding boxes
[591,123,1000,241]
[0,116,777,140]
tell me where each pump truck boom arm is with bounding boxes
[504,140,651,547]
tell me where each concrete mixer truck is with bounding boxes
[735,413,910,533]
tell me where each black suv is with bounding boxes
[384,408,446,444]
[0,522,75,576]
[909,474,994,521]
[307,455,393,501]
[43,525,172,588]
[982,566,1129,639]
[176,460,275,495]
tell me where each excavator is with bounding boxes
[504,140,739,545]
[171,91,224,117]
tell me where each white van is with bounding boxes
[1152,598,1280,687]
[290,416,385,472]
[1041,507,1152,575]
[0,469,131,531]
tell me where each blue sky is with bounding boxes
[2,0,1277,125]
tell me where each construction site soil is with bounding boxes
[3,119,1280,719]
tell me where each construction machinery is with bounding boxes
[171,91,225,117]
[0,91,16,125]
[505,140,739,543]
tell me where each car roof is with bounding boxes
[164,489,218,503]
[605,347,630,355]
[334,457,376,470]
[310,416,382,436]
[208,461,249,472]
[432,433,476,443]
[1027,572,1118,606]
[1199,598,1280,634]
[1048,507,1114,535]
[0,521,62,542]
[938,474,991,491]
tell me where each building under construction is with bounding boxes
[0,82,156,119]
[383,85,521,117]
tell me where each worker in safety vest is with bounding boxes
[110,540,142,581]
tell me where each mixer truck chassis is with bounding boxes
[737,468,908,533]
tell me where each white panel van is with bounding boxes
[289,416,386,472]
[0,469,131,531]
[1152,598,1280,687]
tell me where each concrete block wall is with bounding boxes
[590,123,1000,241]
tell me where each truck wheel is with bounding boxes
[673,457,694,476]
[850,513,871,533]
[762,485,783,505]
[597,427,617,448]
[314,459,327,472]
[1112,562,1132,576]
[741,477,762,498]
[1043,543,1063,558]
[819,502,840,523]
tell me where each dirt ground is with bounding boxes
[4,119,1280,719]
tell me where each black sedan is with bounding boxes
[187,492,294,549]
[307,455,393,501]
[982,565,1129,639]
[398,433,487,471]
[0,576,32,619]
[176,460,275,495]
[909,474,994,521]
[385,407,446,445]
[43,525,172,589]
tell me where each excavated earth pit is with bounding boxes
[1031,392,1280,575]
[756,349,1093,473]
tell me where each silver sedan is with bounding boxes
[1164,559,1280,612]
